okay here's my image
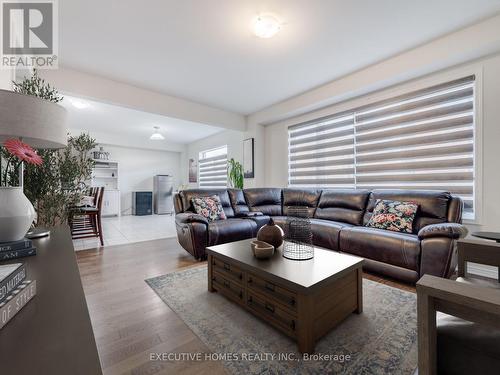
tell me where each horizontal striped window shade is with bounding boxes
[198,145,228,188]
[288,76,476,218]
[289,114,355,188]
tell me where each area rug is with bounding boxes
[146,267,417,375]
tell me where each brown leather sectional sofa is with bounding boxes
[174,188,468,283]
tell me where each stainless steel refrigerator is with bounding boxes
[154,175,174,215]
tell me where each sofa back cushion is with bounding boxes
[282,189,321,217]
[314,189,370,225]
[180,189,235,218]
[363,190,452,233]
[243,188,283,216]
[228,189,249,216]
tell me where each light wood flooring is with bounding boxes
[76,238,415,375]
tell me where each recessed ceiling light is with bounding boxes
[253,14,281,39]
[150,126,165,140]
[69,98,90,109]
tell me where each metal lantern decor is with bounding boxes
[283,206,314,260]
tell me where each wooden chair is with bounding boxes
[69,187,105,246]
[417,239,500,375]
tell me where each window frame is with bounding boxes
[198,145,228,189]
[287,68,483,224]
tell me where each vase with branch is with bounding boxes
[0,139,43,241]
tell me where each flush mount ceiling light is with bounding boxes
[253,14,281,38]
[150,126,165,140]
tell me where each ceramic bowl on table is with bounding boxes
[250,240,275,259]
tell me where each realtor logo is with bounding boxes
[1,0,58,69]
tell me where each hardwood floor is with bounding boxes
[76,238,227,375]
[76,238,415,375]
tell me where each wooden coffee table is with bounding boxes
[207,239,364,353]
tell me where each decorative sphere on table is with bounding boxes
[257,218,284,248]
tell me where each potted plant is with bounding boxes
[228,158,244,189]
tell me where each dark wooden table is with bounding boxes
[207,239,364,353]
[472,231,500,243]
[0,226,102,375]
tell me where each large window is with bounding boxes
[288,76,476,218]
[198,145,228,188]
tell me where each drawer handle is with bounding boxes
[290,298,296,306]
[223,263,230,271]
[248,277,253,284]
[223,280,230,288]
[265,282,275,292]
[265,303,275,313]
[239,273,243,280]
[291,320,296,331]
[248,296,253,303]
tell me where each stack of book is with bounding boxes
[0,238,37,261]
[0,263,37,329]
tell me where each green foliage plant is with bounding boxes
[228,158,244,189]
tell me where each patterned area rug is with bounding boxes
[146,267,417,375]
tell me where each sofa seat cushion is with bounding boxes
[208,218,257,246]
[339,226,421,271]
[437,313,500,375]
[310,219,353,251]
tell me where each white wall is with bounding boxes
[0,70,14,89]
[93,144,181,215]
[39,68,246,131]
[182,129,245,188]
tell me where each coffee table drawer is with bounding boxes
[211,256,244,283]
[246,290,296,337]
[247,273,297,313]
[212,271,245,305]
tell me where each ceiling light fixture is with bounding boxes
[253,14,281,39]
[150,126,165,140]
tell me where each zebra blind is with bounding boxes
[198,145,228,188]
[289,114,355,188]
[289,76,476,217]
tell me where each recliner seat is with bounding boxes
[174,187,467,283]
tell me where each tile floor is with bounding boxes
[72,214,177,251]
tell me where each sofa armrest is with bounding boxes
[418,223,468,240]
[175,212,209,225]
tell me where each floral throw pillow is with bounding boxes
[366,199,418,233]
[191,195,227,222]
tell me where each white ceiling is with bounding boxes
[60,1,500,115]
[60,95,223,145]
